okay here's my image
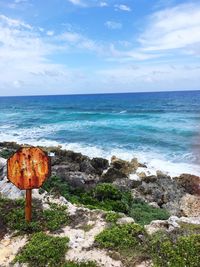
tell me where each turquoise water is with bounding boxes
[0,91,200,176]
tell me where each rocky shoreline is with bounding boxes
[0,141,200,267]
[0,141,199,217]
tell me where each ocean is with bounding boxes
[0,90,200,177]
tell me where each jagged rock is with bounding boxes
[49,148,108,176]
[137,175,185,215]
[90,157,109,175]
[0,157,24,199]
[101,167,127,182]
[117,217,135,225]
[0,142,20,150]
[141,175,157,183]
[52,163,80,173]
[145,215,200,235]
[113,178,139,189]
[180,193,200,217]
[175,174,200,195]
[80,159,96,174]
[156,170,170,179]
[56,169,99,190]
[111,156,138,176]
[137,172,147,179]
[145,220,169,234]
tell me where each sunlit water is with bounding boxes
[0,91,200,176]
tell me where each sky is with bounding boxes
[0,0,200,96]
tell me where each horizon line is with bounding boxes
[0,88,200,98]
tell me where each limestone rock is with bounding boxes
[101,167,127,182]
[55,169,100,190]
[180,193,200,217]
[141,175,157,183]
[111,156,137,175]
[175,174,200,195]
[145,220,169,235]
[117,217,135,225]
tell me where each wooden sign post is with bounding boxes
[7,147,51,222]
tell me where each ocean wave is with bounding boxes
[0,133,199,177]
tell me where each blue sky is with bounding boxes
[0,0,200,96]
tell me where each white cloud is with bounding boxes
[58,31,103,53]
[68,0,86,6]
[108,44,159,61]
[99,2,108,7]
[96,63,200,92]
[0,14,32,29]
[46,30,54,36]
[114,4,131,12]
[105,21,122,30]
[139,3,200,53]
[0,14,82,95]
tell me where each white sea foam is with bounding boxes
[0,131,199,177]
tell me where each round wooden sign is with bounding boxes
[7,146,51,190]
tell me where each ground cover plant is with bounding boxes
[0,196,69,234]
[150,231,200,267]
[42,176,170,225]
[129,199,170,225]
[14,232,69,267]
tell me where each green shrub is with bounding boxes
[150,231,200,267]
[129,199,170,225]
[93,183,122,201]
[0,148,13,159]
[105,212,122,223]
[43,203,69,231]
[95,223,145,249]
[42,175,71,199]
[14,232,69,267]
[79,184,132,213]
[0,197,68,234]
[62,261,98,267]
[42,177,133,214]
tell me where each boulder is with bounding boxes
[180,193,200,217]
[113,178,140,189]
[54,168,99,190]
[101,167,127,182]
[117,217,135,225]
[156,170,171,179]
[0,159,24,199]
[91,157,109,175]
[111,156,137,176]
[137,175,185,215]
[80,159,96,174]
[145,220,169,235]
[141,175,157,183]
[175,174,200,195]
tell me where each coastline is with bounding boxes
[0,138,199,178]
[0,141,200,267]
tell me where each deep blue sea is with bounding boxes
[0,91,200,176]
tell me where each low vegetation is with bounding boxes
[95,223,149,266]
[150,231,200,267]
[42,176,169,225]
[0,148,13,159]
[14,232,69,267]
[0,197,68,234]
[105,212,122,223]
[129,199,170,225]
[95,223,146,249]
[95,219,200,267]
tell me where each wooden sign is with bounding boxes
[7,147,51,222]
